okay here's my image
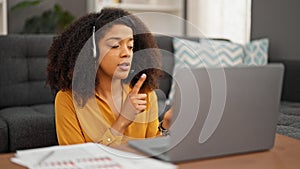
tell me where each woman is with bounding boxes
[46,7,170,146]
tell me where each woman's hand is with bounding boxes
[121,73,147,121]
[111,74,147,134]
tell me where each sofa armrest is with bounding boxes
[270,58,300,102]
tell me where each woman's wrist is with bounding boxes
[111,114,132,134]
[158,120,170,136]
[161,120,170,130]
[109,128,123,136]
[162,107,172,130]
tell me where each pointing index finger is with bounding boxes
[131,73,147,94]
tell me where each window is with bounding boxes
[188,0,252,44]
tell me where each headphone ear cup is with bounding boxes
[92,26,97,58]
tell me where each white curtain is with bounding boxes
[187,0,252,44]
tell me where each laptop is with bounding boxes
[128,64,284,162]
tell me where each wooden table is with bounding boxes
[0,134,299,169]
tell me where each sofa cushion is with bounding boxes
[0,36,27,86]
[198,39,244,66]
[153,35,199,95]
[167,37,244,104]
[243,38,269,65]
[0,117,8,153]
[0,82,53,109]
[0,104,57,151]
[153,35,200,114]
[0,35,54,109]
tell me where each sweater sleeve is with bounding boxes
[55,91,87,145]
[146,90,161,137]
[98,129,123,145]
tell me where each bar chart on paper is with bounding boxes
[35,156,123,169]
[11,143,177,169]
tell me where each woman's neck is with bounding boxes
[96,74,123,116]
[96,75,122,99]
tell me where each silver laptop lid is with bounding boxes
[168,64,284,162]
[128,64,284,162]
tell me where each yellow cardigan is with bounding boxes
[55,85,160,146]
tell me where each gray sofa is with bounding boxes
[0,35,57,153]
[0,34,299,153]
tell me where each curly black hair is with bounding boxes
[46,7,162,106]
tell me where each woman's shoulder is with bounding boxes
[56,90,73,100]
[55,90,76,109]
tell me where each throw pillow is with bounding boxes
[243,38,269,65]
[166,37,244,105]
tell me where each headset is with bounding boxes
[91,12,136,72]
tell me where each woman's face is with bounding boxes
[97,24,134,80]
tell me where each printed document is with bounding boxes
[11,143,177,169]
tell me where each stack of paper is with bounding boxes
[11,143,177,169]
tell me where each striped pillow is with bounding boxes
[243,39,269,65]
[166,38,244,105]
